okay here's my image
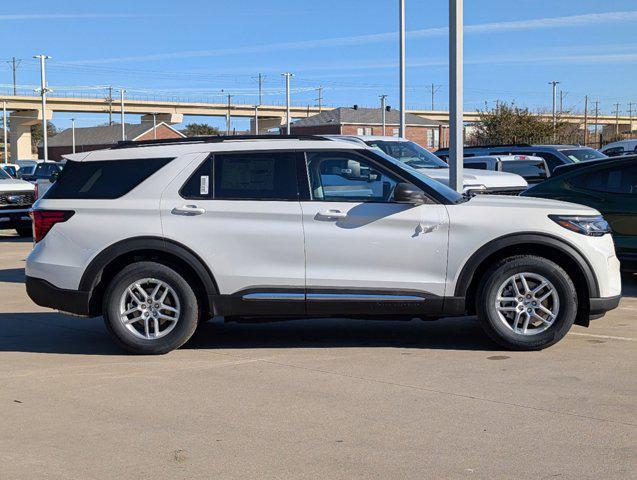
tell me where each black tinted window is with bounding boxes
[603,146,625,157]
[180,156,212,199]
[45,158,173,199]
[569,165,637,194]
[502,160,548,182]
[213,152,298,200]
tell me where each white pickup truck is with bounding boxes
[0,166,35,236]
[329,135,528,195]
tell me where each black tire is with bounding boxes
[15,226,32,237]
[103,261,200,354]
[476,255,577,351]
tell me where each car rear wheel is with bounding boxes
[476,255,577,350]
[103,261,199,354]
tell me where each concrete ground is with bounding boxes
[0,230,635,480]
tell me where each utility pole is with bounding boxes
[152,113,157,140]
[71,118,76,154]
[316,86,323,112]
[613,103,621,137]
[282,73,293,135]
[107,86,114,125]
[120,89,126,141]
[7,57,22,95]
[2,100,7,162]
[628,102,634,133]
[380,94,388,135]
[549,81,560,138]
[226,94,233,135]
[593,100,600,145]
[34,54,51,162]
[254,105,259,134]
[398,0,406,138]
[449,0,464,193]
[428,83,442,110]
[559,90,567,113]
[583,95,588,146]
[252,73,265,106]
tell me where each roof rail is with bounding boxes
[113,134,330,149]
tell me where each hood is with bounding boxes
[466,193,600,215]
[0,178,36,192]
[417,167,528,189]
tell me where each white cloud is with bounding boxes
[65,10,637,64]
[0,13,155,20]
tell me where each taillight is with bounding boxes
[31,210,75,243]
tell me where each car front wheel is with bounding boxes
[103,261,200,354]
[477,255,577,350]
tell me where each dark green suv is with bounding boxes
[522,156,637,271]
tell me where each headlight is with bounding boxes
[549,215,611,236]
[463,184,487,194]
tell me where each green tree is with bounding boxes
[31,122,58,152]
[468,102,574,146]
[181,123,220,137]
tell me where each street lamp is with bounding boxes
[448,0,464,193]
[33,54,51,161]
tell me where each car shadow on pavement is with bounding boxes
[0,268,25,283]
[188,316,498,351]
[0,312,122,355]
[0,312,498,355]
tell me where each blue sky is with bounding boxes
[1,0,636,131]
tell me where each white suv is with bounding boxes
[26,136,622,354]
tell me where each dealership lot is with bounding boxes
[1,230,635,479]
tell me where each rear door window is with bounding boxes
[213,152,298,200]
[45,158,173,199]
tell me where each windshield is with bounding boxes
[364,140,449,169]
[0,167,10,180]
[559,148,607,163]
[366,148,465,203]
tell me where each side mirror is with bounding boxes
[49,171,60,183]
[393,182,427,205]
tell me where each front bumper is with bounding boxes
[26,275,93,317]
[0,209,31,229]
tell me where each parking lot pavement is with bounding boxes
[0,230,635,480]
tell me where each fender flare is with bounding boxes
[79,236,219,300]
[453,232,600,298]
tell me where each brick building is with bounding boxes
[40,122,185,160]
[288,107,448,150]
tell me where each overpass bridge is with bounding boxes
[1,94,633,160]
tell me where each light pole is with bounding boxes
[152,113,157,139]
[549,80,560,130]
[120,88,126,141]
[2,101,7,163]
[254,105,259,134]
[380,95,388,135]
[282,72,294,135]
[71,118,76,153]
[34,54,51,161]
[226,94,232,135]
[448,0,464,193]
[398,0,406,138]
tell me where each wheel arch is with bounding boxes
[455,233,599,325]
[80,236,218,316]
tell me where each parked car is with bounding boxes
[522,155,636,271]
[0,163,20,178]
[600,139,637,157]
[21,161,64,183]
[327,136,528,195]
[436,144,607,175]
[0,165,35,236]
[34,160,66,199]
[451,154,549,185]
[15,159,43,177]
[26,135,621,354]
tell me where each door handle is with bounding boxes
[316,209,347,220]
[171,205,206,216]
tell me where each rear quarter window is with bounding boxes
[45,158,173,199]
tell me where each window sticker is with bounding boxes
[200,175,209,195]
